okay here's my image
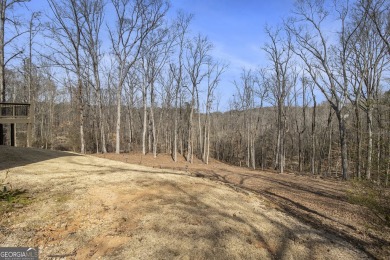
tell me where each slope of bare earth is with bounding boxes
[0,146,381,259]
[96,152,390,260]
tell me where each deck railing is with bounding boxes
[0,103,31,123]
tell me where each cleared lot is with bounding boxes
[0,147,373,259]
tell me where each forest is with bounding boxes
[0,0,389,184]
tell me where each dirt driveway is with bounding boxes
[0,147,375,259]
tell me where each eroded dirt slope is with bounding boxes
[0,147,372,259]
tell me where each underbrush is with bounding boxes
[348,180,390,228]
[1,170,33,214]
[0,189,32,213]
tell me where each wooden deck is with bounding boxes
[0,102,33,146]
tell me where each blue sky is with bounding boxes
[24,0,295,110]
[169,0,295,110]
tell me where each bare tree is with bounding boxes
[254,68,269,170]
[158,66,174,154]
[140,24,174,157]
[263,25,294,174]
[124,69,140,152]
[234,69,256,168]
[288,0,360,180]
[309,82,316,175]
[0,0,29,145]
[108,0,169,154]
[362,0,390,54]
[170,11,192,162]
[38,69,56,149]
[203,60,226,164]
[386,91,390,186]
[79,0,107,153]
[184,34,212,163]
[348,52,364,179]
[47,0,87,153]
[0,0,29,101]
[294,75,308,173]
[25,11,41,147]
[350,0,389,179]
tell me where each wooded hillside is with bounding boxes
[0,0,389,183]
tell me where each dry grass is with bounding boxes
[96,152,390,259]
[0,147,385,259]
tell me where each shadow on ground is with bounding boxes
[0,146,77,171]
[196,168,388,259]
[93,152,390,259]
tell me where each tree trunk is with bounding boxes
[154,106,164,158]
[79,98,85,153]
[94,106,99,153]
[197,90,202,158]
[387,110,390,186]
[275,125,280,171]
[180,129,183,156]
[311,92,317,175]
[77,59,85,154]
[173,102,178,162]
[0,3,5,102]
[206,120,210,164]
[261,137,265,170]
[150,82,157,158]
[202,118,207,163]
[251,133,255,170]
[128,99,134,152]
[247,121,250,168]
[336,111,349,180]
[281,115,285,174]
[386,154,389,186]
[27,17,36,146]
[115,87,121,154]
[377,130,381,184]
[151,109,157,157]
[355,102,361,179]
[187,110,193,162]
[98,91,107,153]
[311,123,316,175]
[148,120,152,153]
[187,85,195,163]
[327,108,333,177]
[298,132,302,172]
[366,106,373,179]
[386,137,389,186]
[142,84,147,155]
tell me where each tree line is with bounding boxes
[0,0,389,184]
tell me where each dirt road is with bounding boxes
[0,147,380,259]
